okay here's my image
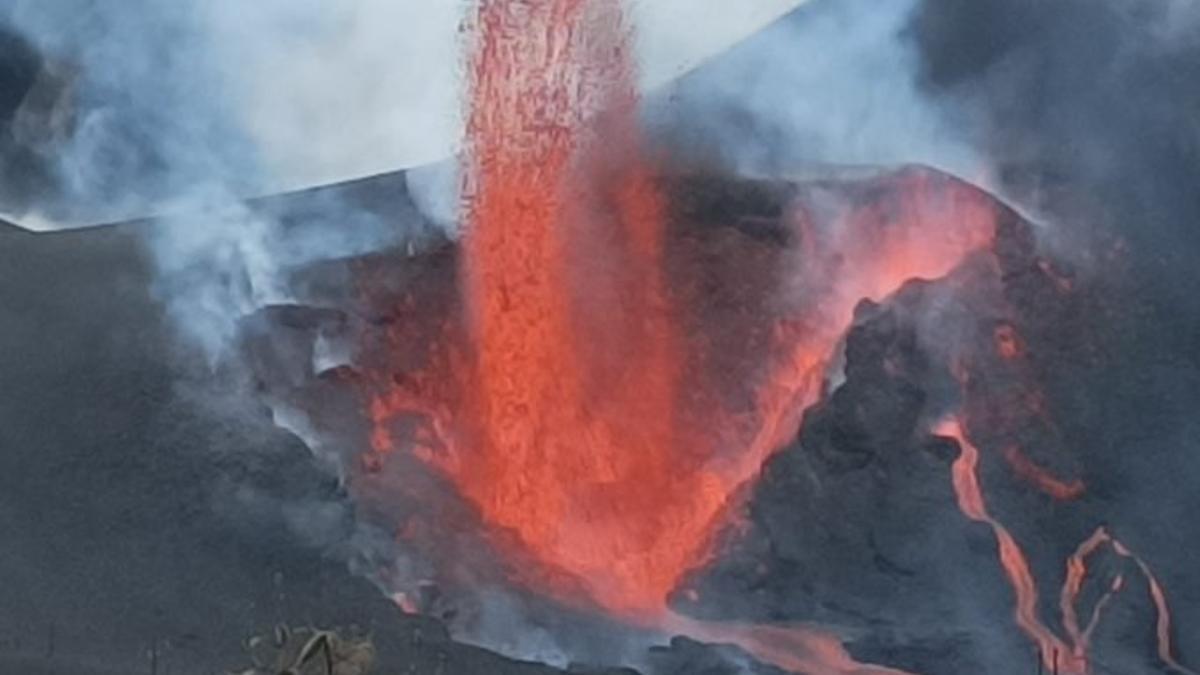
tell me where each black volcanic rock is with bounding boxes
[674,177,1188,674]
[673,278,1018,668]
[844,633,985,675]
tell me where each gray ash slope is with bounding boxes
[0,216,628,675]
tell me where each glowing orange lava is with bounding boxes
[938,417,1083,673]
[452,0,997,615]
[940,418,1194,674]
[667,614,916,675]
[1059,528,1197,675]
[1060,527,1124,663]
[365,0,996,618]
[456,0,708,612]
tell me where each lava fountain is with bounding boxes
[448,0,995,617]
[458,0,702,612]
[367,0,994,668]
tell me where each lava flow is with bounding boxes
[1060,528,1198,675]
[938,417,1082,673]
[939,417,1194,674]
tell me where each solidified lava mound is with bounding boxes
[234,165,1144,672]
[237,161,1195,674]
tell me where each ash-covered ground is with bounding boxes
[0,209,641,675]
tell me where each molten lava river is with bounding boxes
[353,1,1194,674]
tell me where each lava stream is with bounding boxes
[939,417,1082,673]
[1060,527,1197,675]
[1060,528,1124,661]
[940,418,1195,674]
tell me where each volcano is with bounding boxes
[236,156,1193,673]
[231,2,1199,672]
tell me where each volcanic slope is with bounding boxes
[0,206,633,675]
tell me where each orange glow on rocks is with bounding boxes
[667,615,916,675]
[425,0,999,617]
[994,323,1023,360]
[1059,528,1198,675]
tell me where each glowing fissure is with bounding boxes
[1000,445,1085,501]
[940,418,1194,674]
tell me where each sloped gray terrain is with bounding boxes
[0,219,617,675]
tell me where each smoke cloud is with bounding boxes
[0,1,449,358]
[644,0,979,183]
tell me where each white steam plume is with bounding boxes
[646,0,981,184]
